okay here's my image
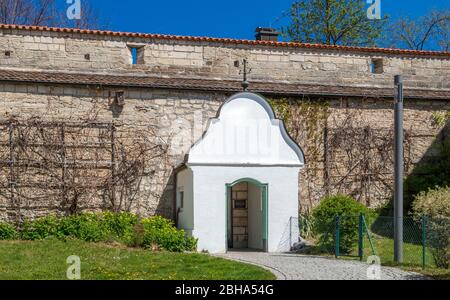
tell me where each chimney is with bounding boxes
[255,27,279,42]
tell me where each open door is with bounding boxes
[226,179,268,252]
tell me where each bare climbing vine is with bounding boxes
[0,115,169,226]
[326,110,412,207]
[269,97,329,211]
[269,97,413,212]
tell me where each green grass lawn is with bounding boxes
[359,235,450,280]
[0,239,275,280]
[304,235,450,280]
[302,235,449,280]
[301,215,449,280]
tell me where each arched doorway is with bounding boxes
[226,178,268,252]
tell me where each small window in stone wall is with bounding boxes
[370,58,384,74]
[128,45,145,65]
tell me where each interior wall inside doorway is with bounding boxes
[231,182,248,248]
[248,183,262,249]
[230,181,263,250]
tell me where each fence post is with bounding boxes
[335,216,340,258]
[422,214,427,270]
[358,213,364,261]
[289,216,292,250]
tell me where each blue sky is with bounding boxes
[79,0,448,40]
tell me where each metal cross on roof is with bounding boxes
[234,59,252,91]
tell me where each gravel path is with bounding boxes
[215,251,428,280]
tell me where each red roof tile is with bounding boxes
[1,23,449,58]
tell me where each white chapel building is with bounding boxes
[175,92,305,253]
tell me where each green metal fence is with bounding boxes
[299,214,450,270]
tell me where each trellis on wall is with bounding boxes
[269,97,419,212]
[0,119,168,226]
[325,112,413,207]
[0,120,115,225]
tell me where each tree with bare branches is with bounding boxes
[389,10,449,51]
[0,0,101,29]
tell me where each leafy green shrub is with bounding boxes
[426,218,450,269]
[412,186,450,219]
[413,186,450,269]
[299,212,315,239]
[58,213,110,242]
[141,216,197,252]
[312,195,368,253]
[21,213,135,243]
[132,222,145,247]
[0,222,17,240]
[21,215,60,240]
[102,212,139,244]
[18,213,197,252]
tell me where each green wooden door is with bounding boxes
[261,184,268,252]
